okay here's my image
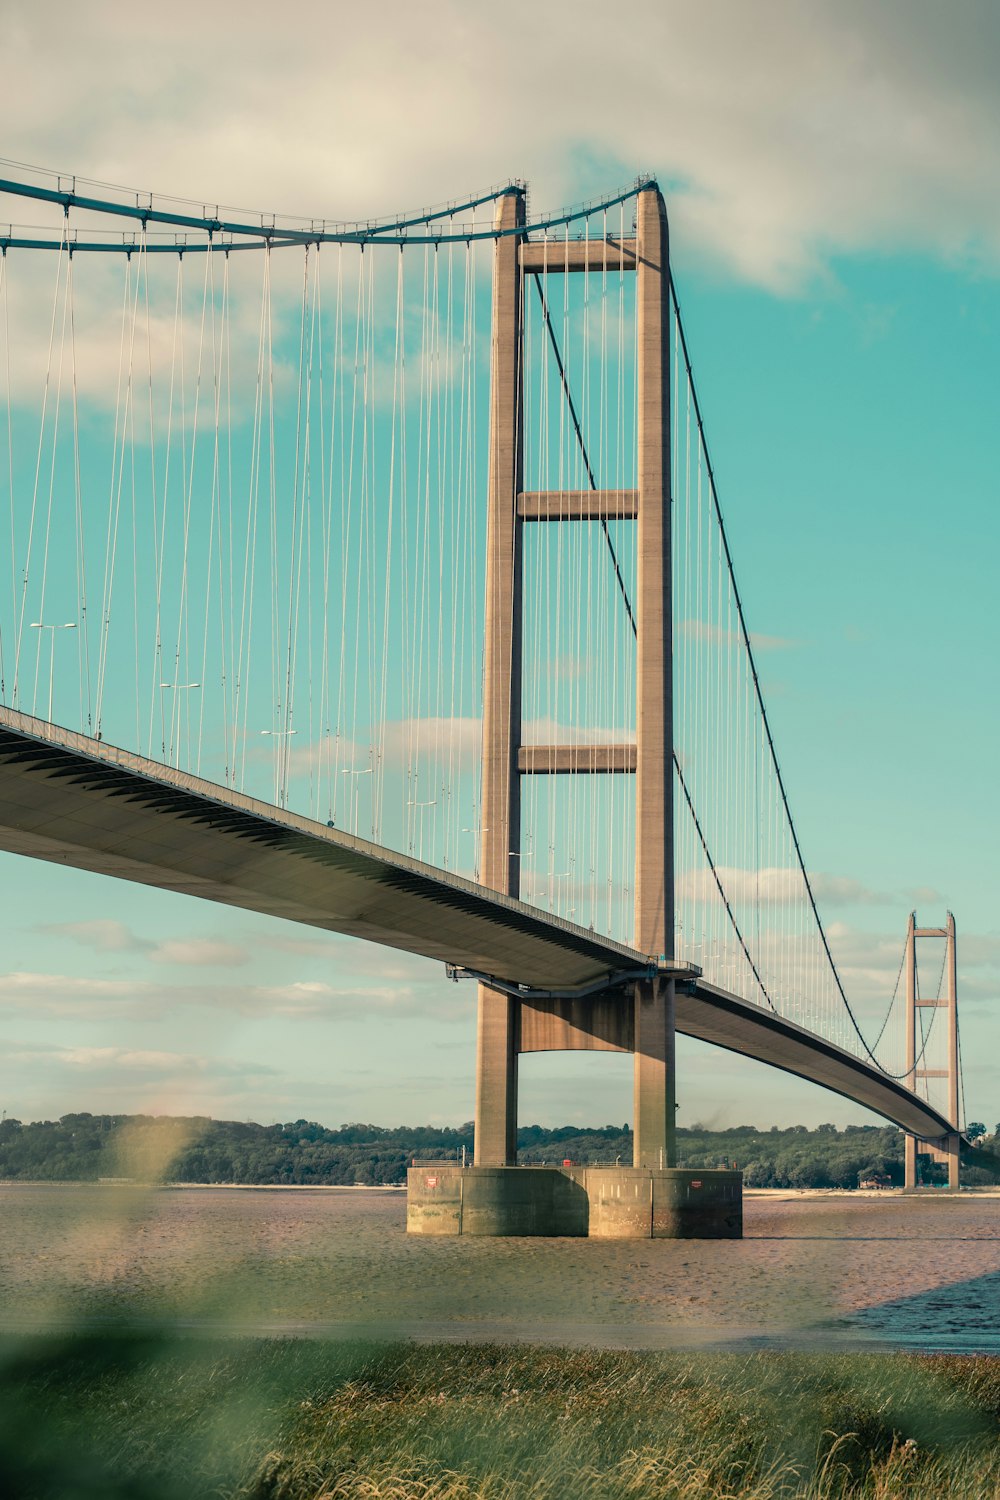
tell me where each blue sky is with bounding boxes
[0,0,997,1133]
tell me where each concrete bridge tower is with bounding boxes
[904,912,961,1190]
[476,183,676,1175]
[410,182,739,1236]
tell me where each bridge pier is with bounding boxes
[633,977,677,1168]
[408,1165,741,1238]
[905,1132,961,1191]
[474,984,519,1166]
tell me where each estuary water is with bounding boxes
[2,1183,998,1353]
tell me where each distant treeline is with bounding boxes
[1,1113,996,1188]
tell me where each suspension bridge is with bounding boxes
[0,165,966,1232]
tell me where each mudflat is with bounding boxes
[2,1184,998,1352]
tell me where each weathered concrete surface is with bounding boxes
[407,1166,741,1239]
[475,188,526,1168]
[589,1167,742,1239]
[520,238,637,273]
[633,186,676,1173]
[519,992,634,1054]
[407,1167,588,1237]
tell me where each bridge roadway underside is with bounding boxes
[0,708,955,1142]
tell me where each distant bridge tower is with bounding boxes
[904,912,961,1190]
[475,182,679,1173]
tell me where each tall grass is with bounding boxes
[2,1338,999,1499]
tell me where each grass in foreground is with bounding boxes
[1,1335,999,1499]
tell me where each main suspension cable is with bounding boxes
[669,277,902,1075]
[530,268,776,1009]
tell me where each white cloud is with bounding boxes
[522,717,635,748]
[809,875,892,908]
[0,967,465,1023]
[0,972,139,1013]
[46,919,141,952]
[2,1039,281,1124]
[679,619,798,652]
[40,921,248,967]
[676,865,890,909]
[907,886,947,908]
[148,939,248,968]
[4,2,1000,289]
[255,931,439,982]
[50,1045,213,1073]
[282,716,482,777]
[0,245,282,421]
[369,716,482,770]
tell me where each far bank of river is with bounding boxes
[2,1183,998,1353]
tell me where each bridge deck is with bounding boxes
[0,707,956,1141]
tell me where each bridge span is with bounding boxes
[0,707,957,1144]
[0,167,967,1216]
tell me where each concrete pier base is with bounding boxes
[407,1166,742,1238]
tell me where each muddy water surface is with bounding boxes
[2,1184,998,1352]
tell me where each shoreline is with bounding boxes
[2,1178,998,1197]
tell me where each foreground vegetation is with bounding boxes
[4,1113,997,1189]
[2,1335,1000,1498]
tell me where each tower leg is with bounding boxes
[904,914,917,1189]
[633,977,676,1168]
[946,914,959,1188]
[474,984,519,1165]
[473,188,524,1170]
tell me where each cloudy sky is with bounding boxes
[0,0,997,1132]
